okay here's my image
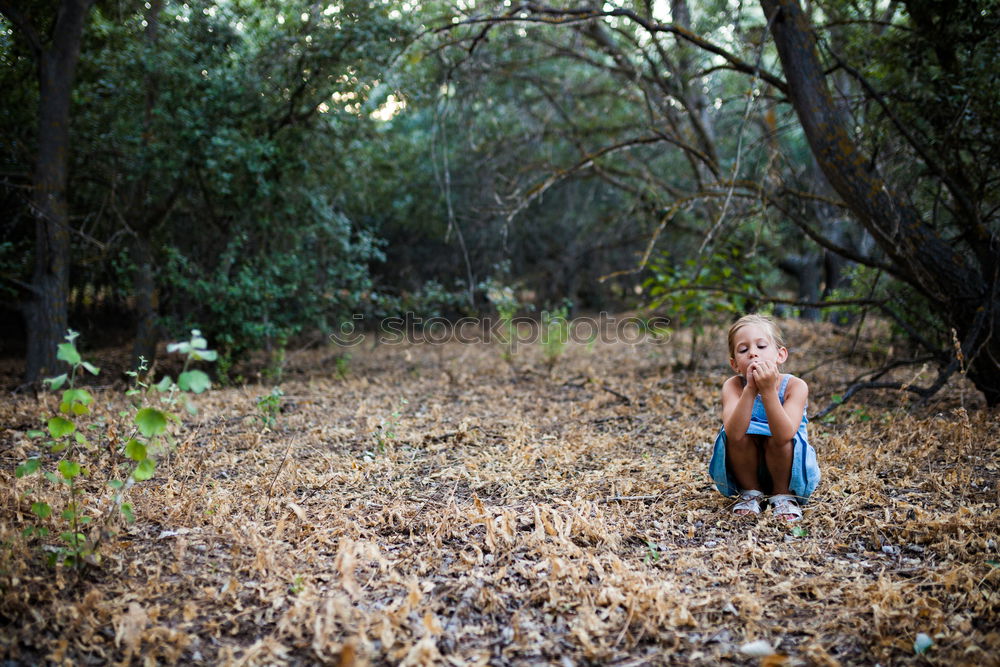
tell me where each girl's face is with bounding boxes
[729,324,787,376]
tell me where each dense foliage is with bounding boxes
[2,0,999,400]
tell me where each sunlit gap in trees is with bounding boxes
[388,0,423,15]
[316,74,406,121]
[371,94,406,121]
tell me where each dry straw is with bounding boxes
[1,319,997,665]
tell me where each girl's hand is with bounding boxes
[751,360,780,392]
[744,364,758,394]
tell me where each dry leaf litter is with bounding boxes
[1,320,998,665]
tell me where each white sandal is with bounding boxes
[769,494,803,521]
[732,490,764,515]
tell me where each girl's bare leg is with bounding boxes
[762,437,793,495]
[763,437,798,519]
[726,433,761,494]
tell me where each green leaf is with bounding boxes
[62,508,77,521]
[31,502,51,519]
[44,373,68,391]
[166,342,189,355]
[108,479,124,489]
[155,375,173,392]
[192,349,218,362]
[125,438,148,462]
[27,429,45,439]
[178,370,211,394]
[986,559,1000,568]
[121,503,136,523]
[44,471,60,484]
[48,416,76,438]
[51,441,69,454]
[60,531,86,546]
[135,408,168,438]
[72,402,90,416]
[58,460,82,480]
[16,458,41,477]
[190,331,208,349]
[133,458,156,481]
[792,526,809,537]
[81,361,100,375]
[57,342,82,366]
[73,431,90,447]
[62,388,93,406]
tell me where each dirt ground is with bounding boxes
[1,319,998,665]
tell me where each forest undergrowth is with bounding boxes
[1,320,998,665]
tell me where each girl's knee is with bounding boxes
[764,437,793,452]
[727,434,759,451]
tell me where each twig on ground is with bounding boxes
[599,494,660,503]
[562,376,633,405]
[266,437,295,510]
[598,383,632,405]
[813,358,958,419]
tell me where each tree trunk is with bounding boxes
[778,254,821,320]
[760,0,1000,404]
[132,239,159,372]
[131,0,164,372]
[4,0,96,383]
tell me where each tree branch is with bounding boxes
[506,133,714,222]
[822,45,981,238]
[437,3,789,94]
[763,190,899,275]
[645,282,885,310]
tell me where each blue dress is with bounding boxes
[708,374,820,500]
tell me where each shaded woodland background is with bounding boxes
[2,2,1000,664]
[2,0,999,405]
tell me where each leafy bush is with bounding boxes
[162,203,381,372]
[644,248,765,367]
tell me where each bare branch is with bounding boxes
[435,3,788,93]
[644,282,885,310]
[506,133,714,222]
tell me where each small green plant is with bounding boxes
[644,539,661,564]
[255,387,284,430]
[372,399,408,453]
[262,333,288,383]
[334,353,351,380]
[850,407,872,422]
[15,330,100,567]
[540,302,571,374]
[483,278,528,365]
[15,329,216,569]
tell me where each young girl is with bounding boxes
[709,314,820,520]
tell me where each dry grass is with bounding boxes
[1,320,998,665]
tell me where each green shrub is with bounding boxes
[15,329,216,569]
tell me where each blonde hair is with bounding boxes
[727,314,786,359]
